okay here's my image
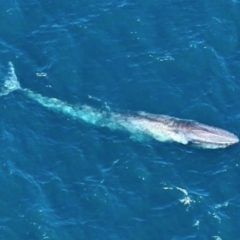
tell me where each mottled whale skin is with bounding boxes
[122,112,239,149]
[1,62,238,149]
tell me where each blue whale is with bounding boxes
[1,62,238,149]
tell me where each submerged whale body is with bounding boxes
[1,62,238,149]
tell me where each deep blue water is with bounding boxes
[1,1,240,239]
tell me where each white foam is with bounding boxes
[0,62,21,96]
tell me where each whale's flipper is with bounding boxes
[171,132,189,145]
[0,62,21,97]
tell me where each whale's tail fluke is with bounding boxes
[0,62,21,97]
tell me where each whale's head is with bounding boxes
[174,120,239,149]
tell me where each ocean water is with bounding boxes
[1,0,240,239]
